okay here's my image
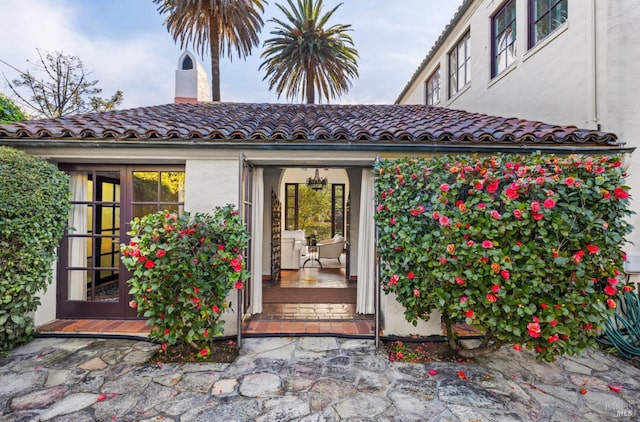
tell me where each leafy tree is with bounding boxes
[260,0,359,104]
[154,0,266,102]
[0,93,27,123]
[298,185,331,239]
[3,50,123,118]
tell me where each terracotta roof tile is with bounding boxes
[0,102,620,147]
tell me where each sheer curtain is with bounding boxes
[68,173,88,300]
[249,168,264,314]
[357,168,376,314]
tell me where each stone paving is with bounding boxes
[1,336,639,421]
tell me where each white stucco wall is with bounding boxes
[33,261,58,327]
[381,292,442,337]
[186,159,240,335]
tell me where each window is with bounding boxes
[448,32,471,98]
[59,165,184,318]
[425,67,440,106]
[529,0,568,48]
[492,1,516,77]
[182,55,194,70]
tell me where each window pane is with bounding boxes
[133,171,158,202]
[160,171,185,202]
[535,0,550,19]
[133,204,159,219]
[67,270,89,301]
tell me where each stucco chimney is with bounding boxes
[174,51,211,103]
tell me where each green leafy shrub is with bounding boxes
[0,93,27,123]
[120,206,249,357]
[0,146,70,353]
[374,153,633,361]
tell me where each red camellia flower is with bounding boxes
[586,244,599,254]
[513,344,522,351]
[513,209,522,219]
[543,198,556,209]
[128,300,137,309]
[500,270,510,280]
[505,187,519,200]
[235,281,244,290]
[527,322,541,338]
[161,342,168,351]
[455,277,466,285]
[564,176,576,186]
[212,305,220,313]
[491,284,500,293]
[413,288,420,297]
[432,211,440,219]
[607,299,616,309]
[477,203,486,210]
[532,212,544,221]
[460,296,468,302]
[439,216,450,226]
[482,240,493,249]
[145,260,155,269]
[156,249,166,258]
[490,210,501,219]
[486,294,497,303]
[407,271,415,280]
[548,335,559,344]
[428,369,438,376]
[163,328,170,335]
[390,217,396,225]
[486,180,499,193]
[604,285,617,295]
[608,384,622,393]
[440,183,450,192]
[549,320,557,327]
[465,309,475,319]
[531,201,541,212]
[389,274,400,286]
[623,285,634,292]
[458,371,468,380]
[614,187,629,199]
[230,259,242,272]
[199,348,209,357]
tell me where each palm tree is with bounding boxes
[154,0,266,101]
[259,0,359,104]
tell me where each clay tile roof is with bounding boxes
[0,102,620,147]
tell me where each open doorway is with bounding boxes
[263,168,355,317]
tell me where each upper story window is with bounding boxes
[529,0,568,48]
[425,67,440,106]
[492,0,516,77]
[448,31,471,98]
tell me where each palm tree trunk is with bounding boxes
[209,19,221,102]
[305,67,315,104]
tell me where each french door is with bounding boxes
[57,165,185,319]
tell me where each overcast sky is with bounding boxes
[0,0,464,110]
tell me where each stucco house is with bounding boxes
[0,51,632,342]
[396,0,640,277]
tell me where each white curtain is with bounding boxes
[357,168,376,314]
[68,173,88,300]
[249,168,264,314]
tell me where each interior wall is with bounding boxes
[346,168,362,278]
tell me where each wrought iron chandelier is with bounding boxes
[306,168,328,190]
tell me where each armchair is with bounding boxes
[281,229,305,269]
[317,235,346,263]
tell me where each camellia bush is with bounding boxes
[120,205,249,357]
[374,153,633,361]
[0,146,70,353]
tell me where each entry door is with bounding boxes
[57,165,185,319]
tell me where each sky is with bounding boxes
[0,0,464,111]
